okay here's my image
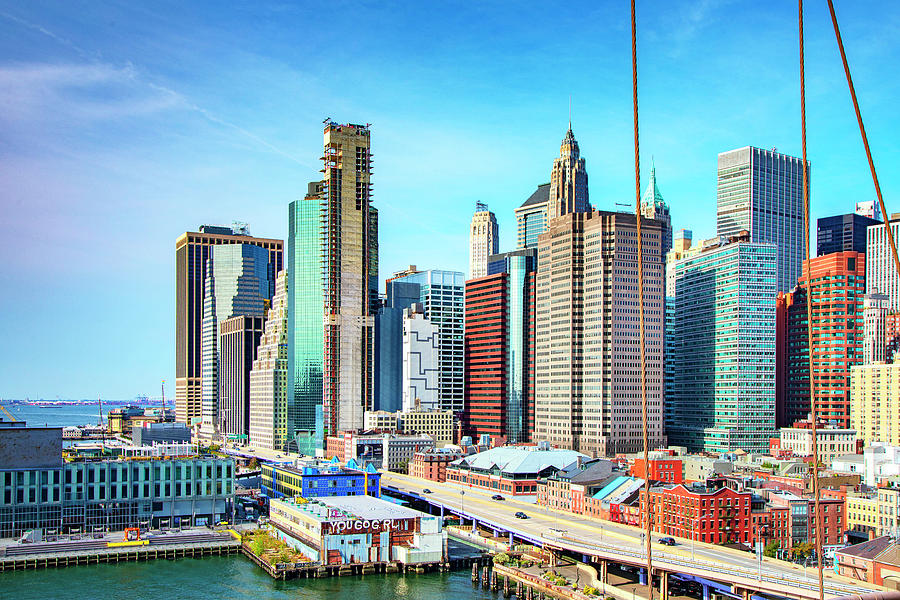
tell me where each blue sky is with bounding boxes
[1,1,898,400]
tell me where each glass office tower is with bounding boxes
[287,185,324,454]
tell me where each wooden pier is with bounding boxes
[0,539,240,572]
[241,541,485,581]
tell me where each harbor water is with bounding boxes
[1,555,496,600]
[1,403,492,599]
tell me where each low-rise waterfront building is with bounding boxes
[325,432,435,471]
[261,459,380,500]
[536,458,616,513]
[0,424,234,538]
[407,448,463,482]
[268,495,446,566]
[446,443,588,496]
[107,406,175,435]
[640,482,753,545]
[132,422,191,446]
[836,536,900,585]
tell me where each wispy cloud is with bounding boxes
[0,62,183,123]
[0,11,310,167]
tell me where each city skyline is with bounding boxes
[3,2,900,398]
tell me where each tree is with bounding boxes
[792,541,814,560]
[248,457,260,470]
[763,541,779,558]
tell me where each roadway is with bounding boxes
[217,443,883,598]
[380,471,883,600]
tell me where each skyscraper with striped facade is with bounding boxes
[668,235,778,453]
[716,146,807,294]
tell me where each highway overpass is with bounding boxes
[380,471,884,600]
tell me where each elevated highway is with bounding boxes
[381,471,884,600]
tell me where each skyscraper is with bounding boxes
[548,125,589,220]
[390,270,465,413]
[401,304,439,412]
[779,252,866,428]
[175,225,282,426]
[469,201,499,279]
[218,315,264,438]
[321,121,378,437]
[716,146,807,293]
[464,248,536,444]
[866,214,900,311]
[641,162,673,256]
[863,291,890,364]
[198,242,276,439]
[668,236,777,453]
[514,183,550,250]
[663,229,693,438]
[534,211,665,456]
[817,213,880,256]
[287,183,325,454]
[374,280,421,413]
[249,271,289,451]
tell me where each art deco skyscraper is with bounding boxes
[717,146,807,293]
[175,225,281,426]
[534,211,665,456]
[469,201,499,279]
[321,122,378,436]
[640,163,673,256]
[547,125,589,220]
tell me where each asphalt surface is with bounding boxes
[380,471,881,598]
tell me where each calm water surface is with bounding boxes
[3,405,489,599]
[1,556,494,600]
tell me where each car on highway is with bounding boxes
[514,511,528,519]
[491,494,504,501]
[658,537,677,546]
[422,489,433,494]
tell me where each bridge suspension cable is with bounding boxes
[797,2,824,600]
[630,0,654,598]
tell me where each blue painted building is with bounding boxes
[261,458,381,500]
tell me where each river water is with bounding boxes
[2,556,495,600]
[2,404,492,599]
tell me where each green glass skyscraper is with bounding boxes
[287,182,324,454]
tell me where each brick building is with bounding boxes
[631,456,683,484]
[463,249,536,444]
[535,459,616,514]
[640,483,753,545]
[778,252,866,428]
[407,449,463,482]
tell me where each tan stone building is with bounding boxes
[851,363,900,446]
[535,210,665,456]
[469,202,498,279]
[779,426,857,463]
